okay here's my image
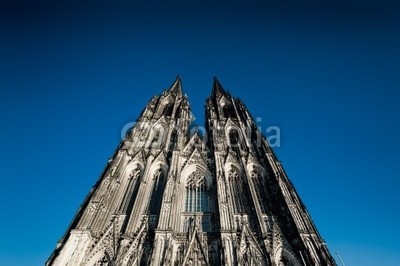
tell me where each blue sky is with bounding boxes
[1,0,399,265]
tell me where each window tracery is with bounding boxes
[227,168,249,213]
[129,166,141,179]
[149,168,165,215]
[185,171,209,212]
[182,171,212,232]
[250,169,268,213]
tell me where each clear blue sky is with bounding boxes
[1,1,399,265]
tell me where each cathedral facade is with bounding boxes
[47,77,336,265]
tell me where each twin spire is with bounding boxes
[166,76,229,99]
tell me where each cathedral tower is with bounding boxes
[47,77,336,265]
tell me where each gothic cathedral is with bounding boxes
[47,77,336,265]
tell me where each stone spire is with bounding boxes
[47,77,336,266]
[211,76,228,100]
[168,75,183,96]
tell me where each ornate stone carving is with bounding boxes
[47,78,336,266]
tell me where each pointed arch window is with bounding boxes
[182,171,213,232]
[149,169,165,215]
[227,168,249,213]
[184,171,210,212]
[164,103,173,117]
[119,166,142,214]
[250,169,269,213]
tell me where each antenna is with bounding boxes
[335,251,346,266]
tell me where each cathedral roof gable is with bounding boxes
[182,219,209,266]
[225,117,239,129]
[246,152,261,168]
[154,150,167,165]
[225,150,241,169]
[153,115,168,128]
[182,132,204,153]
[131,150,145,165]
[186,147,207,168]
[238,219,266,263]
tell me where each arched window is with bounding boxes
[119,166,142,214]
[164,103,173,117]
[148,169,165,215]
[227,168,249,213]
[185,171,209,212]
[228,128,245,152]
[250,169,269,213]
[130,167,141,179]
[182,171,212,232]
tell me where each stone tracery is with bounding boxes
[47,77,336,266]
